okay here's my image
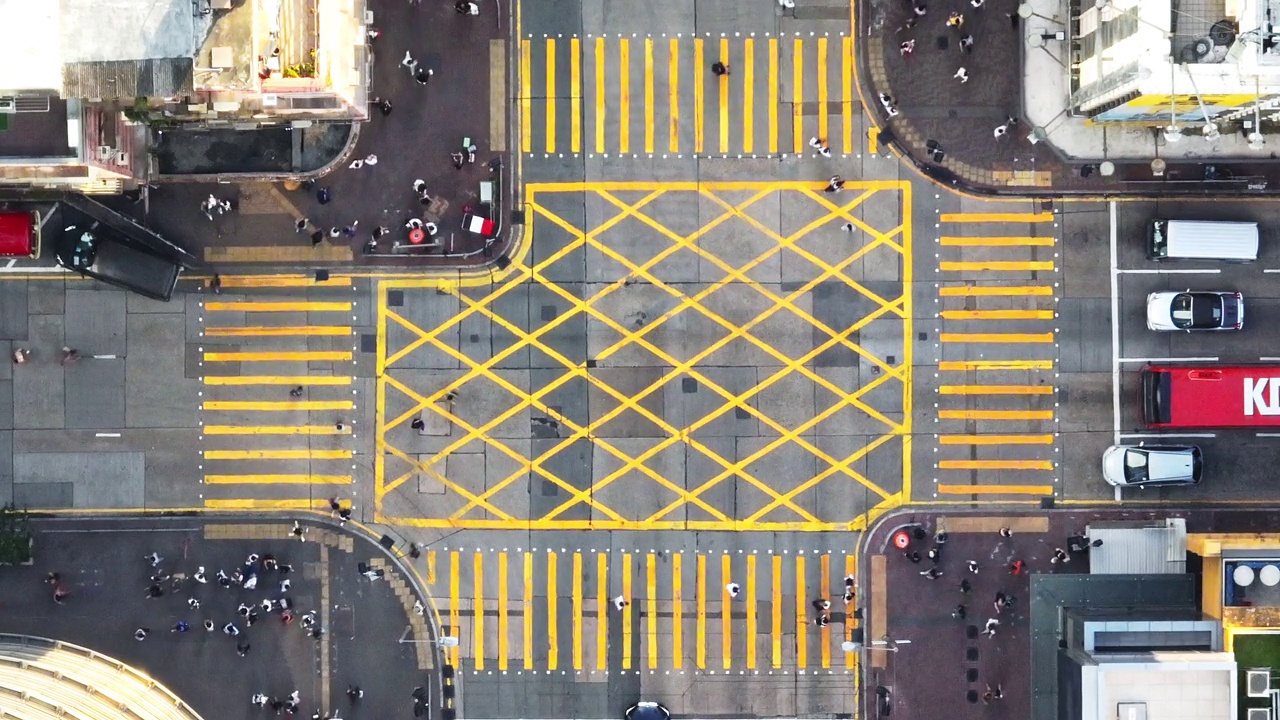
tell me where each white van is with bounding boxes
[1147,220,1259,261]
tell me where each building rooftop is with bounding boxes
[1094,658,1235,720]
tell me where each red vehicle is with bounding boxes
[0,210,40,259]
[1143,365,1280,428]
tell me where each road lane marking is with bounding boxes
[939,385,1054,395]
[203,425,347,434]
[1119,432,1215,439]
[940,332,1055,343]
[202,351,352,362]
[619,38,630,154]
[203,498,326,509]
[939,310,1054,321]
[622,553,633,670]
[696,554,706,669]
[768,38,778,155]
[939,212,1055,223]
[771,555,782,668]
[940,285,1054,296]
[672,553,683,669]
[939,261,1055,272]
[474,553,485,670]
[214,276,352,288]
[745,554,756,670]
[498,551,509,671]
[597,552,609,670]
[205,301,351,312]
[794,555,806,670]
[669,38,679,153]
[719,37,730,155]
[841,37,853,155]
[203,474,350,484]
[844,554,856,670]
[940,236,1056,247]
[721,553,732,670]
[820,553,830,669]
[450,552,461,667]
[1118,268,1221,274]
[792,38,803,154]
[202,400,353,411]
[816,37,828,148]
[694,39,705,154]
[547,551,558,670]
[203,326,352,337]
[939,434,1055,445]
[936,484,1056,495]
[595,38,606,154]
[648,553,659,669]
[939,360,1054,371]
[1118,357,1217,363]
[743,38,754,154]
[202,376,351,386]
[523,552,533,670]
[939,409,1054,421]
[573,552,583,670]
[521,39,531,153]
[571,38,581,153]
[644,38,654,155]
[203,449,352,460]
[545,39,557,154]
[938,459,1055,471]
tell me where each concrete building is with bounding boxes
[0,0,368,191]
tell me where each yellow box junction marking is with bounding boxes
[374,181,913,532]
[426,549,860,672]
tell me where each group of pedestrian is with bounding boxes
[201,194,233,221]
[11,347,80,366]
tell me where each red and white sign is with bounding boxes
[1143,365,1280,428]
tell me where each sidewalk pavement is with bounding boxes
[120,0,514,271]
[859,507,1280,720]
[858,0,1280,197]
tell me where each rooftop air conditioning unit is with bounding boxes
[0,98,15,113]
[1247,669,1271,697]
[1247,709,1271,720]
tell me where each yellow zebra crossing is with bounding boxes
[520,34,860,158]
[428,549,859,674]
[932,211,1060,499]
[198,276,359,510]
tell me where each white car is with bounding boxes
[1102,444,1202,487]
[1145,291,1243,331]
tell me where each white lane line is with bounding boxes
[1119,432,1216,439]
[0,265,70,274]
[1118,357,1218,363]
[1117,268,1221,274]
[1258,433,1280,438]
[1110,201,1122,503]
[1260,357,1280,362]
[1263,269,1280,274]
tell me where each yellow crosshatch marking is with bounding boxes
[374,181,912,531]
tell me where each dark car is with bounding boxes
[625,702,670,720]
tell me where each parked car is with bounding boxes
[1102,444,1202,487]
[1145,291,1243,331]
[625,702,670,720]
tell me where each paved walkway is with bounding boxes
[857,0,1280,197]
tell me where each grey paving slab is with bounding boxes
[125,313,198,429]
[27,280,65,315]
[0,282,28,340]
[14,315,65,429]
[65,289,127,356]
[0,381,9,432]
[13,450,144,508]
[64,359,125,429]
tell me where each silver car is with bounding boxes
[1102,444,1202,487]
[1145,291,1243,331]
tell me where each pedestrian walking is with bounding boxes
[347,686,364,701]
[971,0,985,8]
[952,604,966,619]
[415,68,433,85]
[310,230,324,247]
[1051,547,1070,564]
[412,599,425,616]
[365,154,378,165]
[811,598,831,612]
[317,187,331,204]
[989,682,1003,699]
[815,614,830,627]
[711,61,729,76]
[960,35,974,52]
[921,568,942,580]
[879,93,899,117]
[983,617,999,637]
[134,628,149,641]
[994,592,1007,613]
[411,417,426,431]
[778,0,795,7]
[378,98,393,116]
[824,176,845,193]
[224,622,241,636]
[348,159,364,169]
[960,578,972,593]
[725,582,741,598]
[913,4,926,16]
[366,27,380,43]
[11,347,28,364]
[954,67,969,83]
[53,583,70,604]
[145,584,164,599]
[301,610,317,628]
[280,578,292,592]
[292,520,306,541]
[204,620,215,632]
[456,0,479,12]
[290,386,305,398]
[899,39,915,56]
[904,550,921,563]
[373,226,389,240]
[967,560,980,574]
[188,597,201,609]
[843,574,856,602]
[842,222,854,232]
[217,569,231,587]
[343,223,359,238]
[253,693,270,707]
[947,12,964,28]
[993,123,1009,138]
[338,506,352,524]
[1010,559,1025,575]
[171,621,190,633]
[927,547,941,563]
[239,602,252,617]
[146,552,163,567]
[401,51,417,72]
[270,699,285,714]
[999,527,1012,538]
[896,17,917,32]
[237,641,251,657]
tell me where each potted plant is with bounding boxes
[0,504,33,565]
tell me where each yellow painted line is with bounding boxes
[203,474,350,484]
[450,552,460,668]
[520,40,531,153]
[573,552,583,670]
[745,554,756,670]
[842,37,853,155]
[941,236,1056,247]
[643,39,654,154]
[594,38,605,154]
[844,554,856,670]
[647,553,658,669]
[205,301,350,312]
[427,551,436,585]
[721,553,731,670]
[622,553,633,670]
[939,360,1055,371]
[939,459,1055,471]
[522,552,533,670]
[202,498,327,510]
[498,552,509,672]
[937,484,1057,495]
[202,425,348,435]
[868,126,878,154]
[768,38,778,155]
[938,409,1054,421]
[696,554,706,669]
[719,38,729,155]
[202,376,351,386]
[668,38,679,153]
[940,310,1054,321]
[792,38,803,154]
[940,261,1055,272]
[545,38,556,154]
[816,37,828,147]
[743,38,754,154]
[547,551,558,670]
[672,552,683,670]
[940,434,1055,445]
[940,285,1055,297]
[940,332,1055,343]
[597,553,608,671]
[203,449,352,460]
[203,326,352,337]
[619,38,630,154]
[474,552,485,670]
[795,555,806,669]
[570,38,581,153]
[940,212,1055,223]
[214,276,352,288]
[694,39,704,154]
[203,351,352,362]
[820,553,830,669]
[202,400,353,411]
[771,555,782,668]
[939,385,1053,396]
